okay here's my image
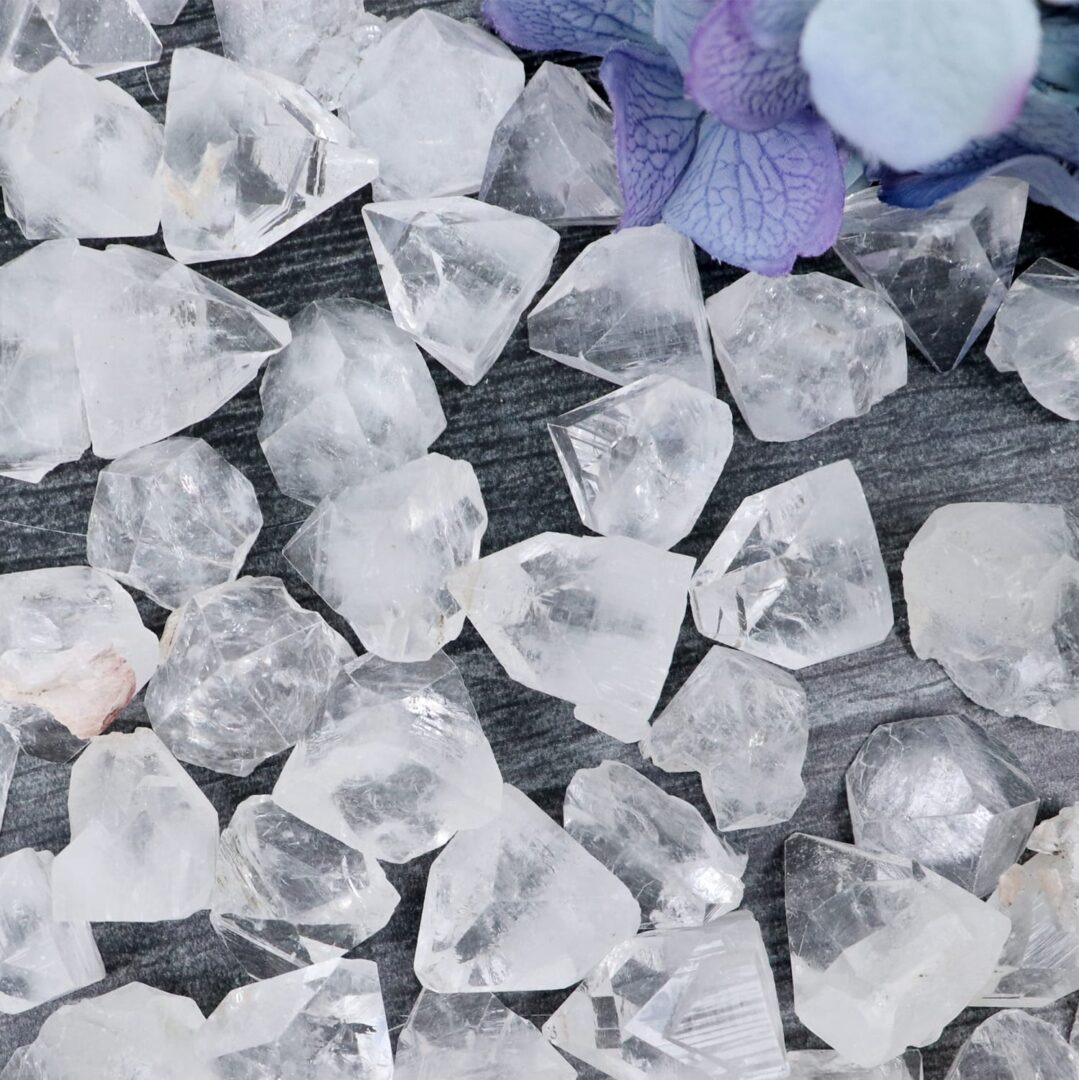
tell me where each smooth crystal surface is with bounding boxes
[274,651,502,863]
[945,1010,1079,1080]
[903,502,1079,729]
[138,0,187,23]
[448,532,694,741]
[789,1051,924,1078]
[258,299,446,506]
[643,645,809,830]
[549,374,733,549]
[363,196,559,385]
[529,224,716,392]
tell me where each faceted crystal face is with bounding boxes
[691,459,893,668]
[87,437,263,609]
[528,224,716,393]
[847,714,1039,896]
[643,646,809,831]
[788,1050,924,1079]
[544,911,787,1080]
[415,784,640,992]
[52,728,218,922]
[138,0,187,24]
[706,271,907,441]
[563,760,746,929]
[363,196,559,385]
[273,651,502,863]
[258,298,446,507]
[903,502,1079,729]
[340,9,524,200]
[480,61,622,226]
[0,726,15,832]
[211,795,400,979]
[785,834,1011,1068]
[548,374,734,549]
[834,177,1027,371]
[0,849,103,1015]
[145,576,351,776]
[448,532,694,741]
[945,1010,1079,1080]
[986,256,1079,420]
[0,59,163,241]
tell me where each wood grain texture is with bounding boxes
[2,3,1079,1076]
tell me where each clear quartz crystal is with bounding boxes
[945,1010,1079,1080]
[137,0,187,24]
[788,1051,924,1079]
[0,726,16,832]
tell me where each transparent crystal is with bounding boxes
[789,1051,924,1079]
[548,374,734,549]
[137,0,187,24]
[945,1010,1079,1080]
[0,725,15,832]
[363,196,559,385]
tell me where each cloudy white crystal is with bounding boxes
[945,1009,1079,1080]
[788,1051,924,1079]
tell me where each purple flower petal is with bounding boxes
[482,0,656,55]
[661,110,844,274]
[742,0,815,47]
[599,43,703,227]
[652,0,715,72]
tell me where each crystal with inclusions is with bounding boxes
[340,10,523,200]
[529,224,716,393]
[691,459,893,668]
[73,244,291,459]
[211,795,400,979]
[789,1051,924,1079]
[274,651,502,863]
[785,833,1011,1068]
[162,48,378,264]
[415,784,640,992]
[847,714,1039,897]
[138,0,187,23]
[284,455,487,662]
[480,61,622,226]
[0,60,163,241]
[945,1010,1079,1080]
[0,849,103,1015]
[563,760,746,929]
[145,576,351,776]
[258,299,446,507]
[834,177,1027,372]
[706,272,907,442]
[549,374,734,550]
[0,726,15,831]
[545,910,787,1080]
[363,196,559,385]
[903,502,1079,729]
[643,645,809,831]
[448,532,694,741]
[87,437,262,609]
[986,257,1079,420]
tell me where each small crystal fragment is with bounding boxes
[274,651,502,863]
[415,784,639,992]
[449,532,694,741]
[528,224,716,392]
[258,298,446,507]
[643,645,809,830]
[548,374,733,549]
[145,576,350,776]
[211,795,400,978]
[945,1010,1079,1080]
[363,196,559,385]
[691,459,893,668]
[0,725,15,831]
[137,0,187,24]
[480,61,622,226]
[789,1051,924,1079]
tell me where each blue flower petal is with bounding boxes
[652,0,714,72]
[742,0,816,47]
[483,0,656,55]
[599,43,703,227]
[662,110,844,274]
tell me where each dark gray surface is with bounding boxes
[2,3,1079,1075]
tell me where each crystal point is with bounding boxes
[138,0,187,23]
[945,1010,1079,1080]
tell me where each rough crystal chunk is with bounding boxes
[0,725,15,831]
[903,502,1079,729]
[545,910,787,1080]
[789,1051,924,1078]
[643,645,809,830]
[834,177,1027,372]
[211,795,400,978]
[449,532,694,741]
[945,1010,1079,1080]
[258,299,446,507]
[528,225,716,392]
[145,576,350,776]
[480,61,622,226]
[138,0,187,24]
[706,271,907,441]
[87,437,262,609]
[691,460,893,668]
[785,833,1011,1068]
[274,651,502,862]
[415,784,639,992]
[162,48,378,264]
[340,10,523,200]
[363,196,559,385]
[549,374,733,549]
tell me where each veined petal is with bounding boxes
[483,0,656,55]
[742,0,815,47]
[653,0,715,72]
